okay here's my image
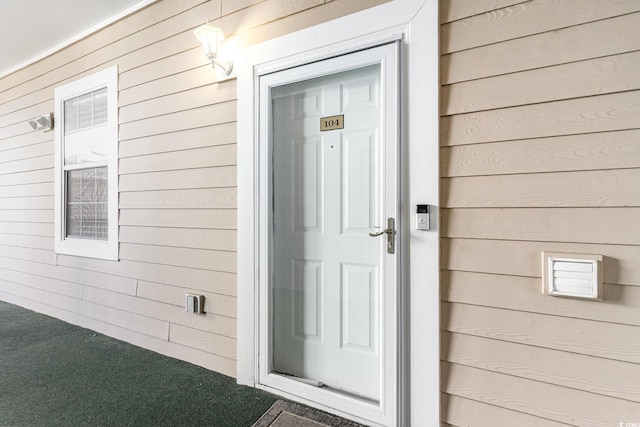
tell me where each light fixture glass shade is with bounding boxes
[194,23,233,78]
[194,24,224,59]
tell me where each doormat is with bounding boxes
[252,400,367,427]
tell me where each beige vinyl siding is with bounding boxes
[0,0,387,377]
[440,0,640,425]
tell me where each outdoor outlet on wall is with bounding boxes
[185,294,205,314]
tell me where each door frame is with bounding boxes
[257,43,401,426]
[236,1,439,425]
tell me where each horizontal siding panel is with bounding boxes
[443,302,640,363]
[0,257,136,295]
[442,90,640,146]
[227,0,388,48]
[0,155,52,175]
[442,394,568,427]
[119,243,236,273]
[0,247,55,265]
[0,209,52,223]
[137,280,236,318]
[169,323,236,360]
[116,30,197,75]
[443,362,640,426]
[0,268,82,299]
[442,51,640,115]
[443,207,640,245]
[0,280,169,340]
[0,169,53,186]
[120,226,236,251]
[0,196,53,210]
[73,301,171,341]
[56,255,236,296]
[0,222,52,237]
[0,121,35,141]
[119,144,236,174]
[118,48,203,90]
[441,12,640,84]
[441,129,640,176]
[0,132,51,153]
[148,331,235,377]
[83,286,236,338]
[0,257,135,295]
[119,209,236,229]
[442,169,640,208]
[0,234,53,251]
[119,188,236,209]
[445,270,640,328]
[444,332,640,404]
[440,0,527,23]
[0,89,53,123]
[442,238,640,286]
[221,0,261,15]
[119,78,235,120]
[119,166,236,191]
[119,122,236,158]
[442,0,640,54]
[119,101,236,141]
[0,142,52,164]
[216,0,323,35]
[119,66,211,107]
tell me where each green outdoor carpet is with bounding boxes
[0,301,277,426]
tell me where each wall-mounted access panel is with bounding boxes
[542,252,603,300]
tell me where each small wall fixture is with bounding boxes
[194,22,233,79]
[28,113,53,131]
[185,293,205,314]
[542,252,603,300]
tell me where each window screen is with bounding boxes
[66,167,108,240]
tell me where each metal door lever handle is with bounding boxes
[368,218,395,254]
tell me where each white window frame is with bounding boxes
[54,66,119,260]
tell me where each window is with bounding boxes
[54,66,118,260]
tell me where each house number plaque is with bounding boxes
[320,115,344,131]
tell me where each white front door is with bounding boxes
[259,43,400,426]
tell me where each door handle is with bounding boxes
[368,217,395,254]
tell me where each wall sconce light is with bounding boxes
[28,113,53,131]
[194,22,234,79]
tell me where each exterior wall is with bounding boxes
[440,1,640,425]
[0,0,386,378]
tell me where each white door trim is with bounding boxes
[236,1,439,425]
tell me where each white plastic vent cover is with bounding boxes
[542,252,603,300]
